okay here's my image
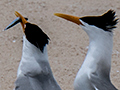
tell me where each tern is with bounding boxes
[4,11,61,90]
[54,10,118,90]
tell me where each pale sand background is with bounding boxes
[0,0,120,90]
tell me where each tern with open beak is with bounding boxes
[4,11,61,90]
[54,10,118,90]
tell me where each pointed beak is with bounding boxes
[54,13,83,25]
[14,11,28,33]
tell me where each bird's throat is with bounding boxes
[81,37,113,74]
[22,36,48,62]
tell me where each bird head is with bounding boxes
[4,11,50,52]
[54,10,118,40]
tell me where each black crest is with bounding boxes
[80,10,118,32]
[25,23,50,52]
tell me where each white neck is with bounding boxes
[22,36,48,61]
[81,32,113,77]
[17,36,48,76]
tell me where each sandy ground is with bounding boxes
[0,0,120,90]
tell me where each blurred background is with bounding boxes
[0,0,120,90]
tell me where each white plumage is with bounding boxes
[4,11,61,90]
[55,10,118,90]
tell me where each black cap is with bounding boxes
[80,10,118,32]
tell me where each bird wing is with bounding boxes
[14,62,61,90]
[15,73,61,90]
[15,75,34,90]
[90,73,118,90]
[15,74,47,90]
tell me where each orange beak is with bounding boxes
[14,11,28,32]
[54,13,83,25]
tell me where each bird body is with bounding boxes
[5,11,61,90]
[74,23,114,90]
[15,36,61,90]
[55,10,118,90]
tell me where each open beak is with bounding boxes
[4,11,28,33]
[54,13,83,26]
[14,11,28,32]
